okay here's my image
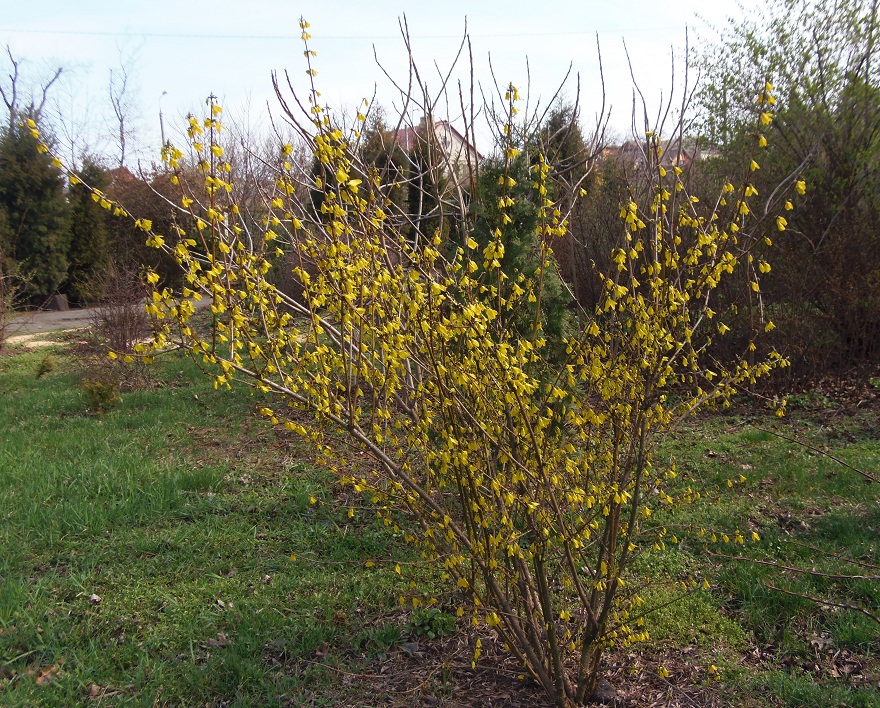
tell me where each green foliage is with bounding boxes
[66,159,110,303]
[0,201,12,254]
[0,118,70,300]
[695,0,880,374]
[81,376,121,415]
[35,353,56,379]
[408,608,456,640]
[351,622,404,656]
[358,109,411,227]
[469,154,571,349]
[537,104,590,186]
[758,671,880,708]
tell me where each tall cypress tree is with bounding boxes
[67,159,109,304]
[0,119,70,300]
[469,156,571,351]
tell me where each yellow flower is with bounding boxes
[795,179,806,195]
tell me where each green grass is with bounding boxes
[0,342,421,706]
[1,337,878,706]
[650,406,880,707]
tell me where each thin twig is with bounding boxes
[764,583,880,625]
[751,425,878,484]
[708,550,880,580]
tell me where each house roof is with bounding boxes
[387,118,482,160]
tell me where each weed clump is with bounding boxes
[35,353,55,379]
[81,376,121,415]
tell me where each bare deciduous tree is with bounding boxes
[107,45,142,168]
[0,45,62,129]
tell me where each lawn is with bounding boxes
[0,335,878,706]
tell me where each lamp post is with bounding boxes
[159,90,168,148]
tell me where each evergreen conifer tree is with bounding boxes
[470,156,571,352]
[0,118,70,300]
[67,159,109,303]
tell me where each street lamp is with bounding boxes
[159,90,168,148]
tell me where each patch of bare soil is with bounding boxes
[4,330,81,349]
[270,633,779,708]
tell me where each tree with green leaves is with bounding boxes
[66,159,110,304]
[359,109,411,216]
[469,153,572,351]
[0,118,70,300]
[533,103,601,311]
[695,0,880,372]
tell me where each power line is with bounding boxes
[0,25,695,42]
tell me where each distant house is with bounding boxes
[390,116,482,191]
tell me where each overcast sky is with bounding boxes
[0,1,761,165]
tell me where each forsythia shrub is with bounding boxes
[42,24,799,706]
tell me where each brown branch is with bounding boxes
[764,583,880,625]
[708,550,880,580]
[752,425,879,484]
[780,539,880,572]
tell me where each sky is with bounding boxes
[0,1,761,166]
